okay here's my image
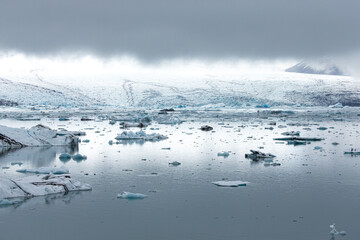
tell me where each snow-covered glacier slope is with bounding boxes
[285,58,344,76]
[0,67,359,108]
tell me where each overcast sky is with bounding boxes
[1,0,360,61]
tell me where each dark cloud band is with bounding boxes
[1,0,359,60]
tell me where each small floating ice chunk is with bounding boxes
[281,131,300,136]
[16,166,69,175]
[59,153,71,160]
[200,125,213,131]
[10,162,23,166]
[329,223,346,237]
[329,103,343,108]
[120,122,147,128]
[169,161,181,166]
[117,192,148,199]
[212,181,249,187]
[58,117,69,121]
[217,152,230,157]
[72,154,87,161]
[339,231,346,236]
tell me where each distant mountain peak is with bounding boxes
[285,58,344,76]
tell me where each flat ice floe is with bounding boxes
[115,130,168,141]
[0,174,92,202]
[16,166,69,175]
[117,192,148,199]
[0,124,79,148]
[212,181,249,187]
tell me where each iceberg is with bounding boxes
[200,125,213,131]
[281,131,300,136]
[169,161,181,166]
[245,150,276,160]
[72,154,87,161]
[273,137,323,141]
[117,192,148,199]
[217,152,230,157]
[329,103,344,108]
[59,153,71,160]
[0,124,79,148]
[120,122,147,128]
[115,130,168,141]
[0,174,92,199]
[17,166,69,175]
[11,162,23,166]
[212,181,249,187]
[329,224,346,237]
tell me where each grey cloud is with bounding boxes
[1,0,359,60]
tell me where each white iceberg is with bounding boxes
[0,174,92,199]
[0,124,79,148]
[329,103,343,108]
[212,181,249,187]
[115,130,167,141]
[117,192,148,199]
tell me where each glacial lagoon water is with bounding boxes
[0,111,359,240]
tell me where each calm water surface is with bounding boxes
[0,116,359,240]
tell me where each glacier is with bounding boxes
[1,65,360,108]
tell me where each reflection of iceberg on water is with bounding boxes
[0,145,79,167]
